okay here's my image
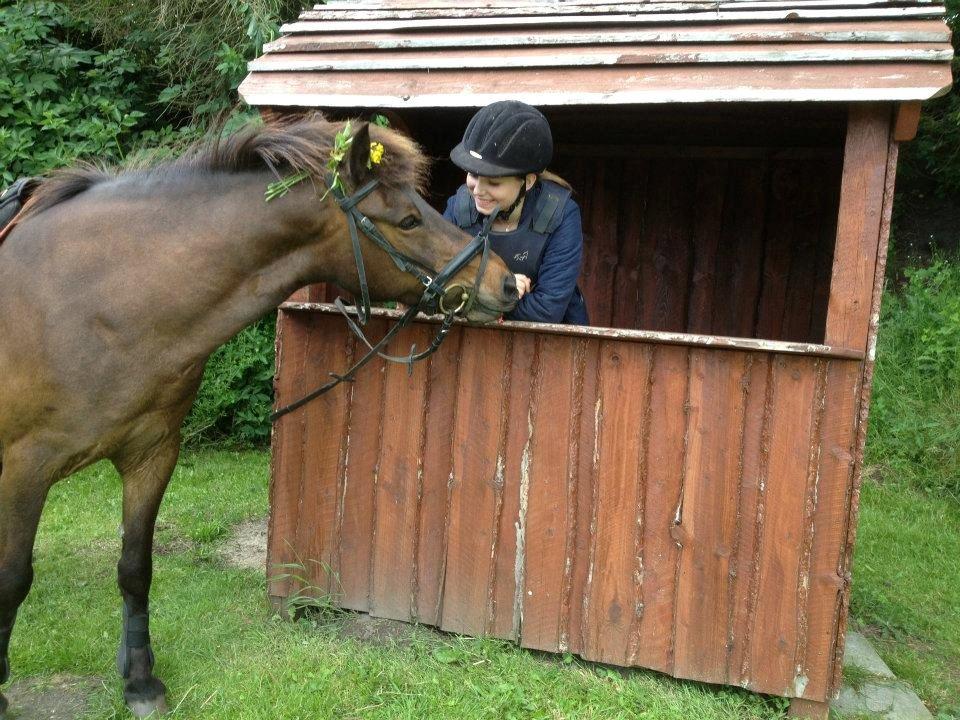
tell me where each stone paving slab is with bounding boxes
[843,632,896,678]
[832,632,933,720]
[833,681,934,719]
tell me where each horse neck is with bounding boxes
[135,170,340,360]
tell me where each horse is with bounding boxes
[0,115,518,717]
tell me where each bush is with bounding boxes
[183,315,277,447]
[0,1,149,182]
[63,0,309,120]
[896,0,960,199]
[867,258,960,499]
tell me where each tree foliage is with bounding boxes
[0,2,147,182]
[61,0,308,120]
[897,0,960,198]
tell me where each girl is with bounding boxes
[444,101,589,325]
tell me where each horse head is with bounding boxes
[272,117,519,322]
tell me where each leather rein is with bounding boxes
[271,176,498,422]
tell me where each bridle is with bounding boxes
[270,175,498,422]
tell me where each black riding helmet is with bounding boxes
[450,101,553,177]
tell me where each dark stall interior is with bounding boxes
[318,103,847,344]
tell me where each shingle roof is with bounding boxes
[239,0,955,107]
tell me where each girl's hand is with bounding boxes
[515,274,532,299]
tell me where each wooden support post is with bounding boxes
[824,103,892,353]
[787,698,829,719]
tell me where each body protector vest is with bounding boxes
[452,180,570,279]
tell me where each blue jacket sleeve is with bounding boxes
[507,199,584,323]
[442,195,458,224]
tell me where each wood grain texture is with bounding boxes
[519,335,575,650]
[580,340,653,664]
[369,324,434,620]
[268,312,310,601]
[440,328,511,636]
[824,103,891,351]
[270,308,868,702]
[672,349,750,684]
[635,345,688,673]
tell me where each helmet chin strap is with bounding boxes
[495,180,528,221]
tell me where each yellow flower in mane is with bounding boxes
[369,142,385,166]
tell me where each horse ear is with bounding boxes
[347,122,373,186]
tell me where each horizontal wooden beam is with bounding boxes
[264,21,952,53]
[279,303,865,359]
[282,7,946,34]
[893,100,922,140]
[249,45,953,72]
[305,0,945,18]
[238,63,955,107]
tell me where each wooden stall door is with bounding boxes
[270,310,863,702]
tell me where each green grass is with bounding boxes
[12,450,788,720]
[849,477,960,718]
[11,448,958,719]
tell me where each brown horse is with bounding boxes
[0,116,517,717]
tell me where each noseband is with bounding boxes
[271,176,497,422]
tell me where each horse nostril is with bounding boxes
[503,274,519,301]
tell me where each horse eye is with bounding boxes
[399,215,421,231]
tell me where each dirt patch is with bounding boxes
[219,516,267,571]
[3,674,103,720]
[336,613,420,648]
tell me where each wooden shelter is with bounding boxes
[239,1,954,716]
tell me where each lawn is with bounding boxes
[10,447,957,719]
[13,450,791,720]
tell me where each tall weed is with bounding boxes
[868,258,960,499]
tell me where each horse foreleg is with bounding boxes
[0,442,56,717]
[112,438,180,718]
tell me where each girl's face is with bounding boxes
[466,173,527,216]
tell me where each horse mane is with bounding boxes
[21,113,430,220]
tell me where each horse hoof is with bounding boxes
[124,677,168,717]
[0,692,8,719]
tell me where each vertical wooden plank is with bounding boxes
[755,160,801,341]
[521,335,578,652]
[611,158,648,330]
[808,158,843,343]
[569,157,601,326]
[781,160,833,343]
[725,353,773,686]
[580,340,652,665]
[672,349,750,684]
[583,159,621,329]
[413,328,464,625]
[798,359,860,701]
[830,138,899,697]
[440,328,510,636]
[488,332,536,639]
[295,315,353,596]
[650,158,695,332]
[711,159,768,338]
[824,103,891,352]
[746,355,821,696]
[337,317,390,611]
[632,344,688,673]
[685,159,726,335]
[369,324,433,620]
[565,340,601,656]
[268,311,309,602]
